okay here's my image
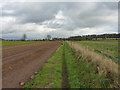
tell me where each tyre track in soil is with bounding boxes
[2,42,48,58]
[2,41,61,88]
[3,43,50,64]
[62,43,70,88]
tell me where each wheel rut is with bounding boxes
[62,43,70,88]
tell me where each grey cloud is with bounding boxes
[1,2,118,39]
[40,2,117,30]
[62,2,118,28]
[2,2,61,23]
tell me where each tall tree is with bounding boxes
[22,34,27,41]
[46,35,51,40]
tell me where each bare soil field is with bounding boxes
[2,41,61,88]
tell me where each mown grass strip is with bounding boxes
[64,42,111,88]
[24,45,63,88]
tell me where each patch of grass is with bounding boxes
[24,45,63,88]
[2,41,46,46]
[64,42,111,88]
[0,41,1,45]
[75,40,118,59]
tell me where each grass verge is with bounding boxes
[24,45,63,88]
[64,42,114,88]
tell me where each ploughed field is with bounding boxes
[2,41,61,88]
[2,41,45,46]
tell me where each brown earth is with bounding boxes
[2,41,61,88]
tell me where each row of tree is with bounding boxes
[67,33,120,41]
[1,33,120,41]
[17,34,51,41]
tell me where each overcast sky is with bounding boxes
[1,2,118,40]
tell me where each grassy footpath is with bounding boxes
[24,46,63,88]
[75,40,118,59]
[1,41,46,46]
[64,42,112,88]
[24,42,116,88]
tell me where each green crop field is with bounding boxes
[1,41,45,46]
[75,40,118,59]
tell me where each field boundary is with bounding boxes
[94,49,119,64]
[67,41,119,87]
[24,45,62,88]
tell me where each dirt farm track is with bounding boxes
[2,41,61,88]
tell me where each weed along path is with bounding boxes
[62,43,70,88]
[67,42,119,88]
[2,41,61,88]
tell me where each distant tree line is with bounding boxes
[1,33,120,41]
[67,33,120,41]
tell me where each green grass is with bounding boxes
[24,42,114,88]
[0,41,1,45]
[24,45,63,88]
[1,41,45,46]
[75,40,118,59]
[64,42,111,88]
